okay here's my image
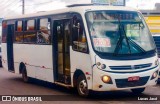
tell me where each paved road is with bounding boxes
[0,68,160,104]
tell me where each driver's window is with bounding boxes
[72,15,88,53]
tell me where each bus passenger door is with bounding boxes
[53,20,71,84]
[7,24,14,72]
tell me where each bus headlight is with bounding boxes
[102,75,111,83]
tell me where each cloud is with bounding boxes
[30,0,91,13]
[0,0,22,17]
[14,0,91,14]
[126,0,160,10]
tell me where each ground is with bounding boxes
[0,68,159,104]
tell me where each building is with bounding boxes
[141,3,160,57]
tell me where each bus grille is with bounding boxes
[115,76,149,88]
[109,63,152,70]
[153,36,160,57]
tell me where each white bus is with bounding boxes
[1,4,159,97]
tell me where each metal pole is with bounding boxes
[124,0,126,6]
[22,0,25,14]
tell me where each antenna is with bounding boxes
[22,0,25,14]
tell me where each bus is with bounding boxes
[1,4,159,97]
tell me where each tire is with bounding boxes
[22,66,29,83]
[77,75,90,97]
[131,88,145,94]
[0,59,2,67]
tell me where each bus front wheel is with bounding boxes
[22,66,29,82]
[131,88,145,94]
[77,75,89,97]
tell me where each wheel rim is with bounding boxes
[79,80,88,95]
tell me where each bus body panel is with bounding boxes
[13,44,53,82]
[1,43,8,71]
[70,49,92,89]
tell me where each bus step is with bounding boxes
[55,82,72,88]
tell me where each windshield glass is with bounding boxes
[86,11,156,55]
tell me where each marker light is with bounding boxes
[101,64,106,69]
[102,75,111,83]
[96,62,101,66]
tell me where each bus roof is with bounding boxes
[4,5,137,20]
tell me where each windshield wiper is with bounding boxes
[121,23,132,54]
[114,18,131,55]
[113,34,123,55]
[128,38,146,53]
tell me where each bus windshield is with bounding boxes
[86,11,156,55]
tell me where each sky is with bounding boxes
[0,0,160,17]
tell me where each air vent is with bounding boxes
[109,63,152,70]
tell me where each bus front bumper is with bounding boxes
[92,66,159,91]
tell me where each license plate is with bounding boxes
[128,76,140,82]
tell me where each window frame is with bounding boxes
[26,19,36,31]
[71,13,89,54]
[14,20,24,43]
[23,19,37,44]
[16,21,23,32]
[39,18,51,31]
[37,18,51,45]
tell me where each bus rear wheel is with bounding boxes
[77,75,89,97]
[131,88,145,94]
[22,66,29,82]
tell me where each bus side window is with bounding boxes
[2,21,7,43]
[37,18,51,44]
[27,20,35,31]
[15,21,23,43]
[72,15,88,53]
[23,19,37,43]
